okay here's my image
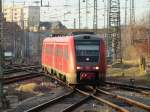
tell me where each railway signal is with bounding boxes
[78,0,81,29]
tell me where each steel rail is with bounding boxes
[24,71,145,112]
[4,73,42,84]
[4,69,23,74]
[41,72,130,112]
[41,71,150,112]
[62,96,91,112]
[31,72,129,112]
[7,64,39,68]
[3,65,40,75]
[116,86,150,96]
[105,81,150,91]
[24,91,75,112]
[76,88,129,112]
[91,94,129,112]
[9,66,41,72]
[96,88,150,111]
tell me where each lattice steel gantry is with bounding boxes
[107,0,122,63]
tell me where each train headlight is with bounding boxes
[95,66,99,70]
[77,66,81,70]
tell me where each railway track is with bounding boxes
[96,88,150,112]
[4,72,42,84]
[104,81,150,96]
[18,72,149,112]
[3,65,43,85]
[24,90,90,112]
[105,81,150,91]
[6,68,149,112]
[24,86,124,112]
[23,86,131,112]
[4,65,41,75]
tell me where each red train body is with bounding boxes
[42,33,106,85]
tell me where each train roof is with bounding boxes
[43,32,103,43]
[43,35,72,43]
[70,31,96,35]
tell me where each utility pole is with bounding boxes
[21,3,24,63]
[103,0,106,29]
[124,0,128,46]
[74,18,76,29]
[85,0,88,29]
[83,0,88,28]
[107,0,110,58]
[41,0,42,7]
[125,0,128,27]
[0,0,4,106]
[26,20,29,63]
[130,0,135,25]
[79,0,81,29]
[38,26,41,64]
[148,0,150,57]
[38,2,41,64]
[12,0,16,62]
[103,0,107,47]
[130,0,135,45]
[103,0,107,46]
[93,0,98,32]
[0,0,8,108]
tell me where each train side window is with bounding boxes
[49,46,51,55]
[59,48,63,56]
[55,47,58,56]
[55,47,63,57]
[45,48,49,54]
[64,48,68,59]
[45,46,51,55]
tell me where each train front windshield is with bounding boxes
[75,40,100,65]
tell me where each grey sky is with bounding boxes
[3,0,150,28]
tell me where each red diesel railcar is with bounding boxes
[42,32,106,86]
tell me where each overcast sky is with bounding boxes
[3,0,150,28]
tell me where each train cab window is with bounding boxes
[75,40,99,64]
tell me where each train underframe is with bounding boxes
[43,66,105,88]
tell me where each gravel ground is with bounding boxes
[1,74,149,112]
[72,100,114,112]
[11,87,70,112]
[106,76,150,87]
[41,92,85,112]
[112,90,150,106]
[4,71,29,78]
[0,76,70,112]
[95,93,147,112]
